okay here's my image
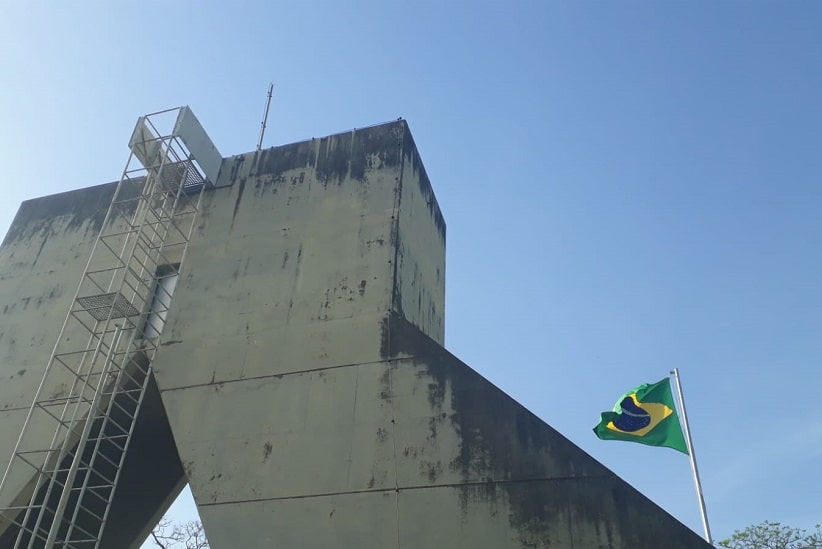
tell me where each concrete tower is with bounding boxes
[0,108,711,548]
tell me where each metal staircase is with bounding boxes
[0,107,220,548]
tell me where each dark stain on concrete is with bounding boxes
[389,231,403,321]
[256,138,317,178]
[263,442,273,462]
[229,177,247,232]
[252,173,282,197]
[294,245,303,280]
[426,380,446,410]
[316,132,352,185]
[380,312,441,360]
[379,316,391,362]
[227,154,246,185]
[3,179,142,246]
[348,130,367,182]
[376,427,389,443]
[378,365,392,401]
[399,122,446,240]
[421,460,443,483]
[32,229,50,266]
[241,121,406,190]
[382,314,711,548]
[428,416,440,442]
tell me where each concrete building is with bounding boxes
[0,108,711,548]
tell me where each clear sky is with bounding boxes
[2,1,821,544]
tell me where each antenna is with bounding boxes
[257,82,274,151]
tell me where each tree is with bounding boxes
[148,517,209,549]
[718,521,822,549]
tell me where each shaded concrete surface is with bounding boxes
[0,374,184,548]
[101,372,186,549]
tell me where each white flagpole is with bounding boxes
[670,368,712,543]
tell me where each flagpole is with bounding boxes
[670,368,712,543]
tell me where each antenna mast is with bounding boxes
[257,82,274,150]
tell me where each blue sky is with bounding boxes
[2,1,821,544]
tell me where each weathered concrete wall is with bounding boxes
[0,180,187,546]
[152,121,448,528]
[0,183,123,522]
[394,128,445,342]
[0,119,709,548]
[0,183,118,410]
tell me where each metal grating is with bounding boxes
[156,160,205,192]
[76,293,140,321]
[181,160,206,189]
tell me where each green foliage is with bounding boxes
[718,521,822,549]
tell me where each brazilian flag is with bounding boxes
[593,378,689,454]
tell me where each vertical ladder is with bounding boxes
[0,108,213,548]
